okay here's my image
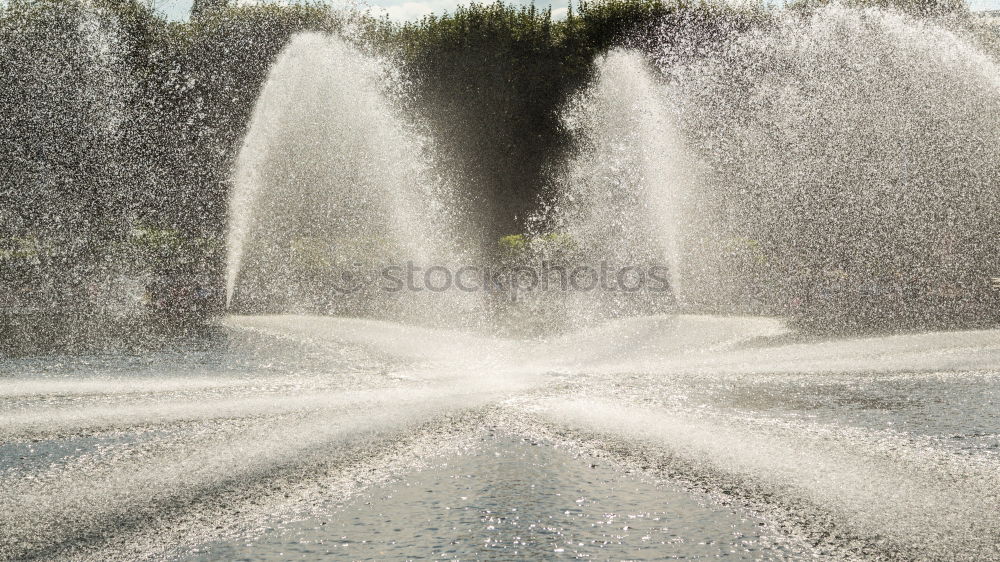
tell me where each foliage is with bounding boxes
[498,234,528,256]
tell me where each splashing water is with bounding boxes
[537,49,696,321]
[7,5,1000,562]
[225,33,477,323]
[658,4,1000,325]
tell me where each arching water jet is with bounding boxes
[225,32,480,325]
[537,49,697,324]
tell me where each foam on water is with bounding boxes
[3,314,1000,559]
[526,397,1000,559]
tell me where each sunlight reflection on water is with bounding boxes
[188,437,794,561]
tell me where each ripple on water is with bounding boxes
[186,437,796,560]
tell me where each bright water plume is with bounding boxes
[225,33,478,323]
[537,50,697,323]
[656,4,1000,326]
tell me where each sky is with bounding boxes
[148,0,1000,23]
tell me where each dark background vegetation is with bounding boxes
[0,0,995,350]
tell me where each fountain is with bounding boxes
[226,7,1000,334]
[656,4,1000,328]
[7,3,1000,561]
[225,32,481,325]
[533,49,697,324]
